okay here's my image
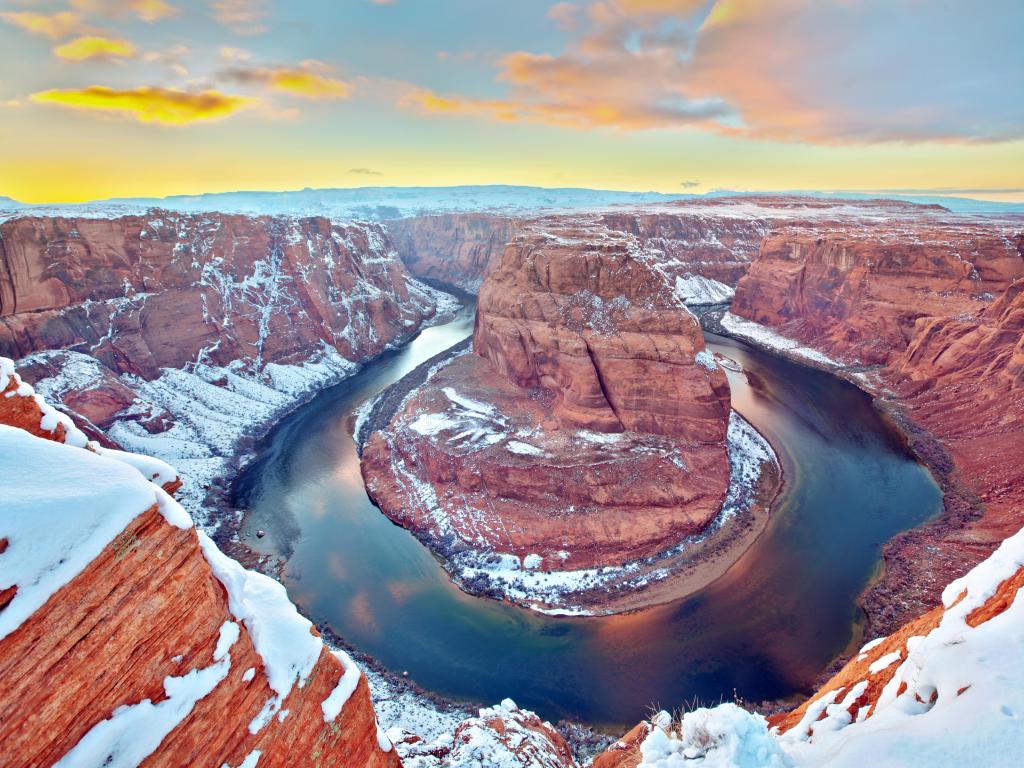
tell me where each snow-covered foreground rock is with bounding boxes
[0,358,400,768]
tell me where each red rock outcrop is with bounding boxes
[475,222,731,439]
[0,212,443,377]
[363,218,747,610]
[0,362,399,768]
[732,221,1024,365]
[389,213,521,291]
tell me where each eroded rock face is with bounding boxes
[390,213,522,292]
[0,362,399,768]
[732,222,1024,365]
[0,212,442,376]
[0,211,452,518]
[475,222,731,440]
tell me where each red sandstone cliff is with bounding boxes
[389,213,522,292]
[731,222,1023,365]
[0,211,453,516]
[362,218,755,611]
[0,212,443,375]
[0,359,400,768]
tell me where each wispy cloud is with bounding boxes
[0,11,83,40]
[396,0,1024,144]
[211,0,268,35]
[30,85,255,124]
[54,35,137,62]
[69,1,179,23]
[348,167,383,175]
[222,61,351,100]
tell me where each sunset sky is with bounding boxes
[1,0,1022,203]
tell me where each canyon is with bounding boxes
[2,194,1023,766]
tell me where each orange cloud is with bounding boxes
[398,0,1024,144]
[0,11,82,39]
[54,35,137,61]
[30,86,255,125]
[224,62,352,100]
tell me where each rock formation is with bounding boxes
[362,218,778,612]
[725,215,1024,633]
[0,211,454,516]
[731,221,1024,365]
[389,213,522,292]
[0,358,399,768]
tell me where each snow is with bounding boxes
[0,425,191,642]
[719,312,843,367]
[321,649,362,722]
[54,622,239,768]
[242,667,256,683]
[197,531,322,733]
[639,704,790,767]
[695,349,718,371]
[867,652,901,675]
[523,553,543,570]
[674,273,736,306]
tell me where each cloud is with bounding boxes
[223,61,352,100]
[219,45,251,62]
[68,0,179,23]
[211,0,268,35]
[54,35,137,61]
[680,180,699,188]
[0,11,82,39]
[396,0,1024,144]
[30,85,255,124]
[547,2,580,31]
[142,44,189,76]
[348,167,382,175]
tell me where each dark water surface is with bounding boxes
[233,305,941,729]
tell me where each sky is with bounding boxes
[0,0,1022,204]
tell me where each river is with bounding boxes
[233,302,941,729]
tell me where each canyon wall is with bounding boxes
[0,211,454,518]
[0,359,399,768]
[731,223,1024,365]
[726,218,1024,633]
[389,213,521,292]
